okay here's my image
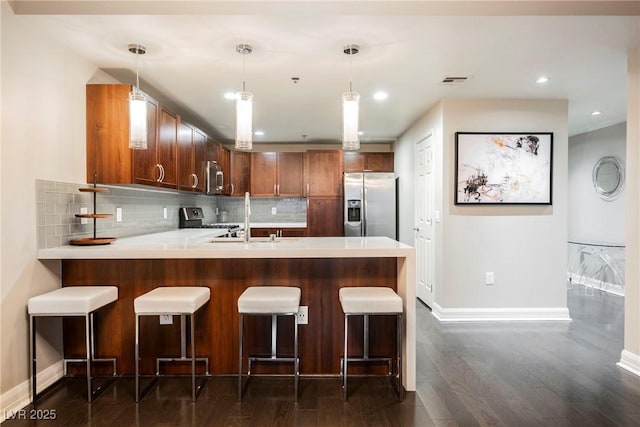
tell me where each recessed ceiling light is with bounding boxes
[373,91,388,101]
[254,130,264,136]
[536,76,550,84]
[224,92,237,100]
[591,110,602,116]
[358,131,364,136]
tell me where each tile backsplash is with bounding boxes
[36,180,307,248]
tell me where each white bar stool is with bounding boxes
[237,286,301,401]
[339,286,404,401]
[134,286,210,402]
[28,286,118,404]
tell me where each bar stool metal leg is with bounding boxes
[342,314,348,401]
[85,314,92,403]
[191,313,196,402]
[29,315,37,406]
[135,313,140,402]
[397,313,404,401]
[294,312,299,401]
[238,314,244,401]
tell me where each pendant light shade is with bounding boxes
[342,44,360,150]
[235,91,253,151]
[235,44,253,151]
[342,91,360,150]
[128,90,147,149]
[128,43,147,150]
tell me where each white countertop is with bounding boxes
[37,229,414,260]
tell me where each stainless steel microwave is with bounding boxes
[205,160,224,195]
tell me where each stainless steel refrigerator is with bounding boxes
[344,172,397,239]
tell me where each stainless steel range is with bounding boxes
[179,207,241,236]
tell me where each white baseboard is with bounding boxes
[431,303,571,322]
[617,349,640,377]
[1,361,64,422]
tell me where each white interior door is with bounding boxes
[415,132,435,306]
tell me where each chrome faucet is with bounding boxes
[243,191,251,243]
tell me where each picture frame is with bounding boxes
[454,132,553,205]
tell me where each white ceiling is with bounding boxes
[11,1,640,144]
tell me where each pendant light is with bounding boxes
[128,43,147,150]
[342,44,360,150]
[235,44,253,151]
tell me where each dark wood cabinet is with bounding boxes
[87,84,159,185]
[303,150,343,236]
[307,197,343,237]
[132,106,177,189]
[304,150,343,197]
[344,152,394,172]
[250,152,277,196]
[251,227,307,237]
[228,150,250,196]
[87,83,214,191]
[177,121,206,192]
[251,152,304,197]
[153,108,179,188]
[278,152,304,197]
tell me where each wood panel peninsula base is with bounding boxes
[38,234,416,391]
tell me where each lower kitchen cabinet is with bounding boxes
[307,197,343,237]
[251,227,307,237]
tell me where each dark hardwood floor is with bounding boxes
[3,286,639,426]
[416,286,640,426]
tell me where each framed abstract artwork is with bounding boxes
[455,132,553,205]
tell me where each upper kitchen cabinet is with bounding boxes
[87,84,178,189]
[343,152,394,173]
[137,106,178,188]
[177,120,206,192]
[87,84,153,184]
[250,152,304,197]
[227,150,250,196]
[304,150,343,197]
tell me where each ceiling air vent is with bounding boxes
[442,76,469,84]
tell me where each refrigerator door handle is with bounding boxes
[362,187,367,236]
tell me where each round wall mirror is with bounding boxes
[592,156,624,201]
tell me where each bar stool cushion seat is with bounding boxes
[339,287,403,314]
[28,286,118,315]
[135,287,210,314]
[238,286,301,314]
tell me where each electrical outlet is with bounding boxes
[271,207,277,215]
[116,207,123,222]
[163,207,168,219]
[297,306,308,325]
[486,272,495,285]
[159,314,173,325]
[80,207,88,224]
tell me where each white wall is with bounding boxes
[395,102,444,301]
[398,98,569,319]
[1,3,98,404]
[569,122,626,244]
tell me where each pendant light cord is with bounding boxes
[348,43,353,92]
[135,48,140,93]
[242,53,246,92]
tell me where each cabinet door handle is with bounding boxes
[231,183,234,195]
[274,184,277,196]
[155,164,163,182]
[191,173,198,189]
[306,183,310,197]
[160,165,165,182]
[277,184,280,196]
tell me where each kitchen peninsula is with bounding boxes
[37,231,416,390]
